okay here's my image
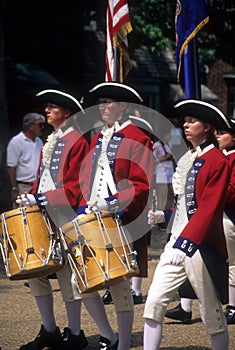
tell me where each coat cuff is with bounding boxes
[76,205,88,215]
[173,236,199,257]
[34,193,49,207]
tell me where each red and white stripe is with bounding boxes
[105,0,132,82]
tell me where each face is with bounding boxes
[216,130,235,150]
[98,98,127,126]
[183,116,212,148]
[45,103,71,130]
[29,118,45,136]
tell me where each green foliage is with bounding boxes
[129,0,174,53]
[129,0,235,66]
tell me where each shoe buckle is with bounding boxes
[99,341,108,350]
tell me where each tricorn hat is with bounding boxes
[36,89,84,114]
[220,117,235,133]
[89,82,143,104]
[174,99,231,130]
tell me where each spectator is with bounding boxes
[7,113,45,208]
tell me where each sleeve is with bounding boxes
[115,134,154,218]
[34,137,89,210]
[173,157,230,256]
[225,156,235,205]
[7,138,20,167]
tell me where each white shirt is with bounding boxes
[7,131,43,182]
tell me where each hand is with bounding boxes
[86,201,108,214]
[147,209,165,225]
[168,248,186,265]
[16,193,36,207]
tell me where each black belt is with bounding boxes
[17,181,34,186]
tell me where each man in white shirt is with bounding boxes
[7,112,45,208]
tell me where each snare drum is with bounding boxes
[0,205,63,280]
[60,211,139,293]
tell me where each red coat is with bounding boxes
[79,123,154,276]
[175,146,230,302]
[31,129,89,211]
[225,149,235,220]
[174,147,230,257]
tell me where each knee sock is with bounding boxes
[35,294,56,333]
[210,330,229,350]
[181,298,193,312]
[144,319,162,350]
[131,276,142,296]
[116,310,134,350]
[228,285,235,306]
[83,295,117,345]
[65,299,82,335]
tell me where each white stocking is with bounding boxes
[228,285,235,306]
[65,300,82,335]
[144,319,162,350]
[210,331,229,350]
[131,276,142,296]
[181,297,193,312]
[116,310,134,350]
[83,295,117,345]
[35,294,56,333]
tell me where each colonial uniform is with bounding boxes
[144,143,230,334]
[224,148,235,300]
[28,125,95,302]
[144,99,231,341]
[79,120,154,310]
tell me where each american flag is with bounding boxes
[106,0,132,82]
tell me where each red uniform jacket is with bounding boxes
[31,128,89,212]
[79,123,154,276]
[225,149,235,223]
[175,146,230,302]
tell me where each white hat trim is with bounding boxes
[174,99,231,129]
[36,89,85,114]
[89,82,143,103]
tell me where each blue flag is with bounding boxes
[175,0,209,98]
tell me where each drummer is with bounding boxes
[77,82,154,350]
[16,89,118,350]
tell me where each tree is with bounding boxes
[129,0,235,66]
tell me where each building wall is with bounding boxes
[207,59,235,114]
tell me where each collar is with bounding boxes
[196,143,214,157]
[101,120,132,138]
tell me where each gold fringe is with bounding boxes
[177,16,209,82]
[113,22,132,48]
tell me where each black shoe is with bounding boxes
[225,305,235,324]
[102,288,113,305]
[99,336,118,350]
[165,303,192,324]
[19,325,62,350]
[131,290,144,304]
[61,327,88,349]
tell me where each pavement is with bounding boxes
[0,227,235,350]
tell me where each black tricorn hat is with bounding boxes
[36,89,84,114]
[89,82,143,104]
[174,99,231,130]
[219,117,235,133]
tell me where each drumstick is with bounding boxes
[88,201,98,211]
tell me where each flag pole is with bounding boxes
[184,37,202,99]
[113,46,118,82]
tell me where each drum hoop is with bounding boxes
[78,212,114,226]
[2,207,40,220]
